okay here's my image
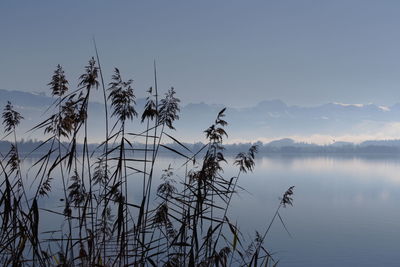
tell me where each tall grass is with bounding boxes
[0,52,294,266]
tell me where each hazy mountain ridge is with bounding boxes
[178,99,400,143]
[2,89,400,144]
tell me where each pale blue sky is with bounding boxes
[1,1,400,107]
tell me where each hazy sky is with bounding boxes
[2,1,400,107]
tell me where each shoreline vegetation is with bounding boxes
[0,54,294,266]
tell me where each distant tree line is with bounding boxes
[2,139,400,155]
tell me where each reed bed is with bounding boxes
[0,49,294,266]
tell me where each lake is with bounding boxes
[227,154,400,267]
[21,153,400,266]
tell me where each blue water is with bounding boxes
[228,154,400,266]
[22,154,400,266]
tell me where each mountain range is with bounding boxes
[1,89,400,144]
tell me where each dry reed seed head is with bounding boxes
[281,186,295,208]
[2,101,23,133]
[153,203,177,240]
[78,57,99,91]
[59,101,78,137]
[205,125,228,143]
[161,164,173,180]
[38,177,53,197]
[234,145,258,173]
[234,153,248,173]
[157,179,177,200]
[48,64,68,96]
[248,144,258,159]
[68,171,87,206]
[205,108,228,143]
[215,107,228,126]
[158,87,180,129]
[108,68,137,122]
[100,207,114,238]
[158,183,175,199]
[154,203,169,225]
[7,144,20,174]
[255,231,263,244]
[157,165,177,199]
[199,152,225,181]
[141,97,158,122]
[93,157,109,186]
[43,100,77,138]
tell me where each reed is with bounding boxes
[0,51,294,266]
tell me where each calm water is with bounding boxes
[228,154,400,267]
[22,154,400,266]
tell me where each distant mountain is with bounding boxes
[2,89,400,144]
[0,89,147,142]
[0,89,53,107]
[177,99,400,143]
[266,138,295,147]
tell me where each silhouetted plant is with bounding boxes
[108,68,137,122]
[0,56,295,267]
[78,57,99,91]
[142,87,158,123]
[2,101,23,134]
[158,87,180,130]
[48,64,68,97]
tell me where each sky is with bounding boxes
[2,1,400,107]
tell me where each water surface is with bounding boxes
[228,154,400,266]
[21,154,400,266]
